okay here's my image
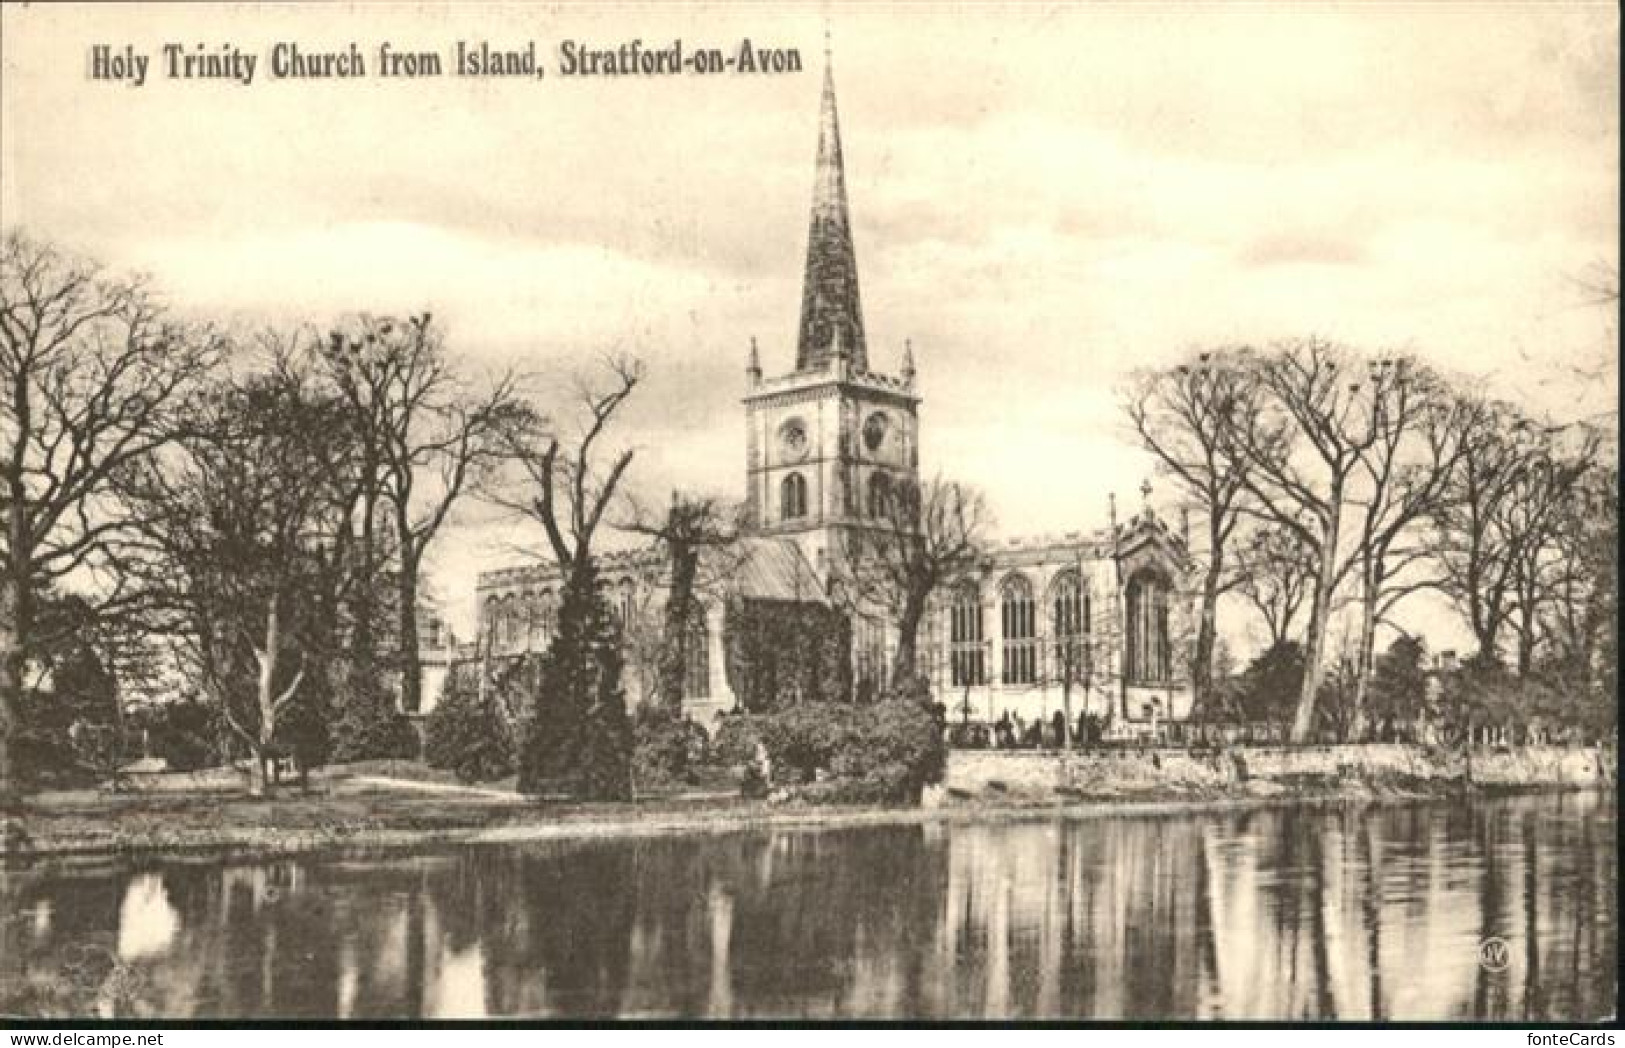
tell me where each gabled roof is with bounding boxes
[705,535,826,603]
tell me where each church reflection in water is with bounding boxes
[1,792,1614,1020]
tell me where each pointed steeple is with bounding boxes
[795,45,868,372]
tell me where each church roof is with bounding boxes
[794,55,868,373]
[710,535,826,602]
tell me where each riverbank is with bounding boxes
[3,744,1610,865]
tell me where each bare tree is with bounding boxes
[1339,358,1470,738]
[843,475,991,689]
[1124,349,1260,717]
[1431,400,1590,670]
[120,354,350,796]
[492,356,643,586]
[1234,525,1316,650]
[621,492,743,712]
[0,231,221,803]
[1502,428,1596,675]
[1221,339,1388,742]
[317,314,536,714]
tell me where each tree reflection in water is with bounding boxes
[1,792,1614,1020]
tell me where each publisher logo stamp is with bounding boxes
[1479,936,1511,972]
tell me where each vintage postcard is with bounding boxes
[0,0,1617,1026]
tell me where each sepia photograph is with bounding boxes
[0,0,1618,1025]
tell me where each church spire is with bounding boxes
[795,45,868,372]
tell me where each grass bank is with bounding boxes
[3,757,1602,865]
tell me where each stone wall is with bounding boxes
[941,744,1610,803]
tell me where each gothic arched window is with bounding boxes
[617,579,637,631]
[496,594,516,649]
[781,472,808,520]
[1001,574,1037,685]
[1125,570,1172,684]
[1050,572,1092,682]
[949,581,986,687]
[683,607,710,700]
[867,472,893,519]
[531,589,556,649]
[483,596,500,649]
[855,616,888,695]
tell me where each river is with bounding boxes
[1,791,1614,1020]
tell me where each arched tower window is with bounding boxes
[781,472,808,520]
[683,606,710,700]
[1001,574,1037,685]
[867,472,893,519]
[949,581,986,687]
[1125,570,1172,684]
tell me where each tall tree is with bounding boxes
[1339,358,1468,738]
[843,475,990,689]
[0,231,220,803]
[492,356,643,800]
[1124,348,1260,716]
[1221,339,1386,742]
[1431,401,1591,670]
[317,313,534,716]
[120,355,351,796]
[622,492,742,712]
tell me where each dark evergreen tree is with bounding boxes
[519,559,631,799]
[329,665,418,763]
[424,665,515,783]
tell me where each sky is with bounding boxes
[2,2,1618,649]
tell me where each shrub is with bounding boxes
[830,699,947,803]
[424,667,515,783]
[330,669,418,763]
[750,691,947,804]
[756,701,853,783]
[131,697,218,772]
[631,705,710,794]
[711,711,762,766]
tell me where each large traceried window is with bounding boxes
[1001,574,1037,685]
[949,581,986,687]
[683,607,710,700]
[1125,570,1173,684]
[1050,572,1091,683]
[781,472,808,520]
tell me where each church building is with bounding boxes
[468,54,1195,738]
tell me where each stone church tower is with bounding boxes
[743,54,920,586]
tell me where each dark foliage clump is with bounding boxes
[424,665,515,783]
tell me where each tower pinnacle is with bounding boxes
[794,47,868,372]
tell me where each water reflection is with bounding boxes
[1,792,1614,1020]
